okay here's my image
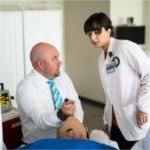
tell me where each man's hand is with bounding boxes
[61,100,75,116]
[136,108,148,128]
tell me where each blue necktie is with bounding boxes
[47,79,63,110]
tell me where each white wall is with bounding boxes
[110,0,150,51]
[110,0,144,26]
[143,0,150,51]
[64,1,110,103]
[0,12,24,107]
[23,10,64,75]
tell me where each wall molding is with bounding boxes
[79,96,105,108]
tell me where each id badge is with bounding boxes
[106,61,116,74]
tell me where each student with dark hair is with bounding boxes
[84,12,150,149]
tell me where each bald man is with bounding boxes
[16,42,84,143]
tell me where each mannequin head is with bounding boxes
[58,116,88,139]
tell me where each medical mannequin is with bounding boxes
[58,116,87,139]
[58,116,119,149]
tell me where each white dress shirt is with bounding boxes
[16,70,84,143]
[98,38,150,141]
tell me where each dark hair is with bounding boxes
[84,12,114,36]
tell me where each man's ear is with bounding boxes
[37,60,45,70]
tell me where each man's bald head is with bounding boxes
[30,42,62,79]
[30,42,56,67]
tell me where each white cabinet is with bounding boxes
[0,11,24,107]
[0,10,63,107]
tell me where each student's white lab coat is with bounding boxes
[98,38,150,141]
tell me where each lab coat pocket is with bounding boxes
[123,103,150,139]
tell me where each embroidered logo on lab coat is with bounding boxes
[106,56,120,74]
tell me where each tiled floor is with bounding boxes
[81,99,104,132]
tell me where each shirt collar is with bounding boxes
[107,37,115,54]
[32,69,49,83]
[100,37,115,60]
